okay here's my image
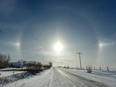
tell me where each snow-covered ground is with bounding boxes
[0,71,34,86]
[0,71,24,77]
[1,67,114,87]
[64,68,116,87]
[1,68,52,87]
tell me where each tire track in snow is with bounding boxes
[54,68,76,87]
[52,68,64,87]
[56,68,85,87]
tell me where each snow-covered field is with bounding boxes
[0,67,116,87]
[0,71,34,86]
[0,71,24,77]
[63,68,116,87]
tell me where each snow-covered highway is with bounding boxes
[2,67,111,87]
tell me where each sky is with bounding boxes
[0,0,116,68]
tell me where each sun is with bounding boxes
[54,41,63,54]
[99,43,104,48]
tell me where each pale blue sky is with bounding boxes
[0,0,116,68]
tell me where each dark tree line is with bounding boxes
[0,54,10,68]
[22,60,52,74]
[25,61,42,70]
[22,60,52,69]
[24,61,52,69]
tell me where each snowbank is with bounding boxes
[65,68,116,87]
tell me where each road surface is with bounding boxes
[3,67,110,87]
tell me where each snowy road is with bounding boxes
[3,67,110,87]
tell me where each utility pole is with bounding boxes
[76,52,82,69]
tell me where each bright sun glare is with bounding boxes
[99,43,104,48]
[54,41,63,54]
